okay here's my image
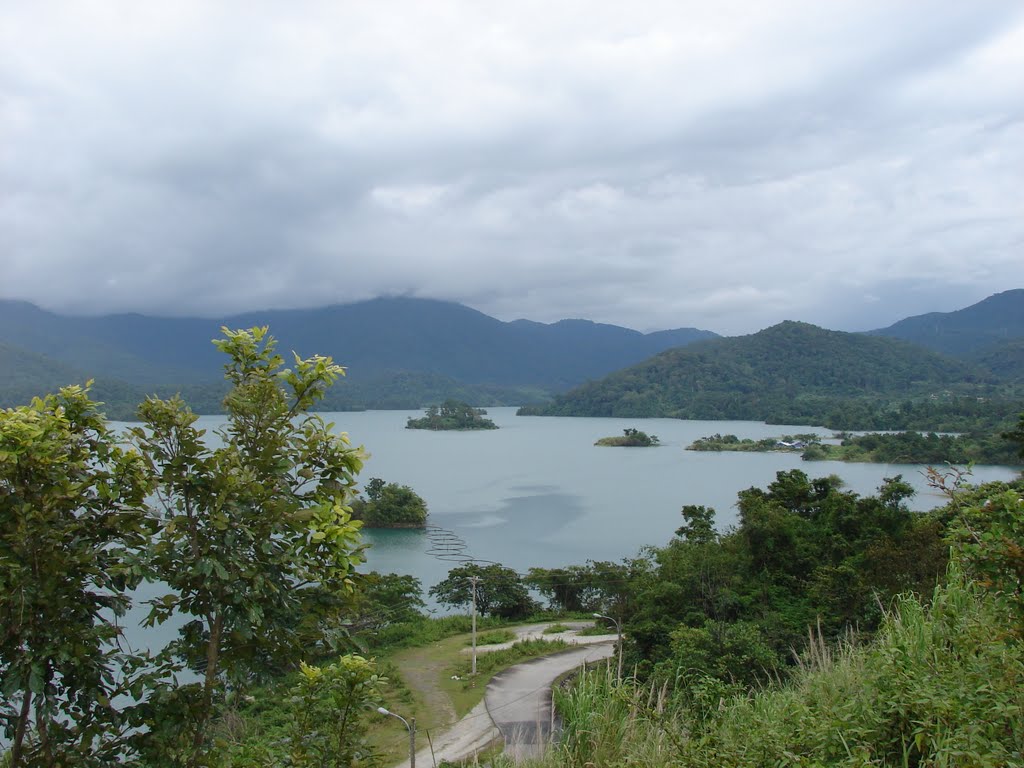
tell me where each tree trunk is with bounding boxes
[10,689,32,767]
[35,693,53,766]
[190,612,223,763]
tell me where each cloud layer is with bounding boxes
[2,1,1022,334]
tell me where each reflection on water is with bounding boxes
[461,514,507,528]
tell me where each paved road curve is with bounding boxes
[391,638,615,767]
[484,642,616,762]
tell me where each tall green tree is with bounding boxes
[430,563,536,619]
[0,384,151,766]
[129,327,366,763]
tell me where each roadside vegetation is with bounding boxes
[515,568,1024,768]
[542,623,571,634]
[471,630,517,646]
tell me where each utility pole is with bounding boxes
[470,575,479,676]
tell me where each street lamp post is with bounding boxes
[593,612,623,681]
[377,706,416,768]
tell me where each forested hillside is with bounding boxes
[871,288,1024,357]
[520,321,1020,429]
[0,297,715,415]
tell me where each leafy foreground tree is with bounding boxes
[129,327,367,765]
[0,384,151,765]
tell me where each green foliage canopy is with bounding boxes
[0,384,151,765]
[429,563,536,619]
[622,470,948,684]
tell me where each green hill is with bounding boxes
[0,343,154,419]
[969,336,1024,382]
[870,288,1024,358]
[520,321,1014,429]
[0,298,717,411]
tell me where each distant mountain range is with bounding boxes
[0,297,717,417]
[870,289,1024,358]
[521,290,1024,430]
[2,290,1020,424]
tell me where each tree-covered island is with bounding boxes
[802,429,1022,465]
[688,428,1023,466]
[349,477,429,528]
[594,427,660,446]
[405,399,498,430]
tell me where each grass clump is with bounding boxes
[575,623,615,637]
[368,613,508,651]
[686,569,1024,766]
[543,623,571,634]
[456,639,568,683]
[469,629,516,646]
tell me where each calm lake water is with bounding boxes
[117,408,1018,643]
[310,409,1015,591]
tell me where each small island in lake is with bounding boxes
[688,433,820,453]
[687,431,1022,465]
[595,428,660,447]
[406,399,498,430]
[349,478,428,528]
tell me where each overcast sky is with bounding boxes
[2,2,1022,335]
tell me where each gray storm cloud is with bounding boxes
[1,1,1022,334]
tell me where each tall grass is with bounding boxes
[694,570,1024,767]
[508,566,1024,768]
[550,662,681,767]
